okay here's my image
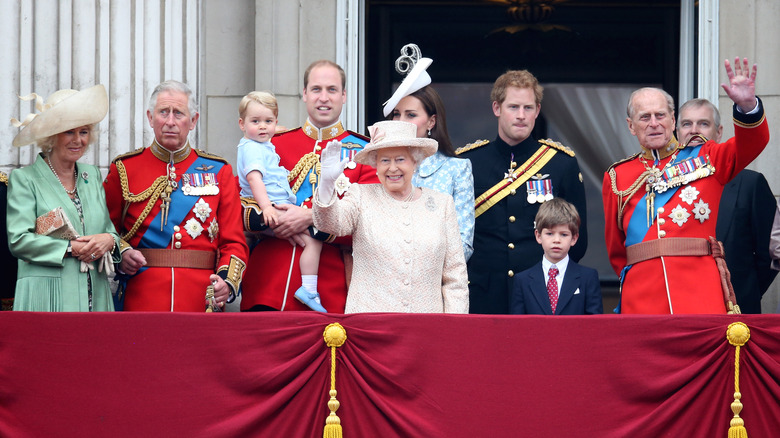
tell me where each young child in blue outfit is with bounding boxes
[510,198,602,315]
[236,91,325,312]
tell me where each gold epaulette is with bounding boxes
[539,138,575,157]
[0,171,7,185]
[606,152,642,173]
[455,139,489,155]
[194,149,228,165]
[111,147,145,164]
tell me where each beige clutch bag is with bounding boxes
[35,207,80,240]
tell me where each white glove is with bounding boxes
[317,140,348,203]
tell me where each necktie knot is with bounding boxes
[549,266,559,278]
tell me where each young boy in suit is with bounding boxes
[510,198,602,315]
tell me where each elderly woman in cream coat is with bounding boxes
[313,120,468,313]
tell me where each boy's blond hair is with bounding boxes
[534,198,580,235]
[239,91,278,119]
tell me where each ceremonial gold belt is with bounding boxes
[139,249,216,269]
[626,237,711,265]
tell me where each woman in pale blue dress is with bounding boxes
[384,56,475,260]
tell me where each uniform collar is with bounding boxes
[640,138,680,161]
[302,119,345,141]
[150,140,191,164]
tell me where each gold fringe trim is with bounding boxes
[115,160,168,242]
[288,152,320,195]
[323,323,347,438]
[726,322,750,438]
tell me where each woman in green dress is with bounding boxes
[8,84,120,311]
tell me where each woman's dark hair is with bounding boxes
[388,86,456,157]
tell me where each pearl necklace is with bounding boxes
[383,185,416,202]
[46,158,78,196]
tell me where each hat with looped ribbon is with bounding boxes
[11,84,108,147]
[353,120,438,167]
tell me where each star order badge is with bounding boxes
[207,220,219,242]
[693,199,711,223]
[193,198,212,222]
[184,217,204,239]
[669,204,691,227]
[678,186,699,205]
[334,173,351,196]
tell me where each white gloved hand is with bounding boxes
[317,140,348,203]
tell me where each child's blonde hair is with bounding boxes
[239,91,278,119]
[534,198,580,235]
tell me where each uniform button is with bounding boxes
[175,233,182,240]
[305,197,311,202]
[402,299,410,306]
[657,218,665,226]
[302,204,309,209]
[404,258,411,264]
[314,145,322,151]
[508,243,515,249]
[509,216,516,223]
[402,204,409,209]
[657,207,664,214]
[405,237,412,243]
[403,219,410,226]
[510,189,516,196]
[173,225,181,232]
[174,242,182,249]
[403,279,410,286]
[508,270,514,277]
[658,230,666,238]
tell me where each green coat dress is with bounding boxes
[7,154,120,311]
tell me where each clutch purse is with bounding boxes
[35,207,80,240]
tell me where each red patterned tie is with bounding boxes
[548,266,559,314]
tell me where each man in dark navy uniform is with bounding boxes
[457,70,588,314]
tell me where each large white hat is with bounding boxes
[382,56,433,117]
[11,84,108,147]
[354,120,438,167]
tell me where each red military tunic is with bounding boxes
[240,119,378,312]
[104,142,248,312]
[603,101,769,314]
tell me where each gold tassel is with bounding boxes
[323,323,347,438]
[726,322,750,438]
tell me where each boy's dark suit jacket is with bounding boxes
[510,260,603,315]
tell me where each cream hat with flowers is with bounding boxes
[353,120,438,167]
[11,84,108,147]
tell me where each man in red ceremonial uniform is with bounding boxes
[104,80,248,312]
[603,58,769,314]
[240,60,378,312]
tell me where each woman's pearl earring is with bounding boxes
[427,129,432,137]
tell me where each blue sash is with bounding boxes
[294,134,368,204]
[138,156,225,249]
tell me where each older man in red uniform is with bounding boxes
[240,60,378,312]
[603,58,769,314]
[104,80,248,312]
